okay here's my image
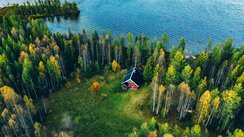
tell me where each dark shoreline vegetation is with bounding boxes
[0,1,244,137]
[0,0,80,18]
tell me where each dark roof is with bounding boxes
[121,67,143,87]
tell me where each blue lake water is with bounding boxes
[1,0,244,52]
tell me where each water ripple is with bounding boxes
[1,0,243,52]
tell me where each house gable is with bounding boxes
[121,67,143,90]
[127,81,138,90]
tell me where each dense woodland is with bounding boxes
[1,0,80,18]
[0,1,244,137]
[129,117,244,137]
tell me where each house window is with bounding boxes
[122,84,127,90]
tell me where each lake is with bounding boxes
[1,0,244,52]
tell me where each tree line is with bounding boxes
[143,35,244,133]
[12,0,80,18]
[129,117,244,137]
[0,4,244,136]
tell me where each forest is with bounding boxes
[0,0,80,18]
[0,0,244,137]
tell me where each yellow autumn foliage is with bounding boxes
[50,55,61,77]
[0,86,18,104]
[195,90,211,124]
[91,82,101,91]
[147,130,157,137]
[24,95,36,114]
[163,133,174,137]
[112,60,121,72]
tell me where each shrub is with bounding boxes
[98,76,105,81]
[91,82,101,91]
[163,133,174,137]
[61,113,73,129]
[101,93,107,100]
[76,78,81,84]
[147,130,157,137]
[65,81,72,89]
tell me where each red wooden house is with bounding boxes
[121,67,143,90]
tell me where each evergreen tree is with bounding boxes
[220,90,241,131]
[143,56,155,82]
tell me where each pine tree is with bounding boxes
[181,65,193,84]
[220,90,241,131]
[171,49,186,71]
[192,67,201,89]
[143,56,155,82]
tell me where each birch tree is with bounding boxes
[153,47,159,62]
[34,122,42,137]
[112,60,121,72]
[194,90,211,125]
[158,48,166,82]
[126,42,132,66]
[165,65,177,85]
[133,40,141,66]
[81,44,89,72]
[226,64,243,87]
[151,72,159,113]
[24,95,36,115]
[163,84,176,117]
[219,90,241,131]
[50,55,62,84]
[107,44,112,65]
[196,77,207,101]
[0,86,19,109]
[114,39,119,62]
[38,61,48,88]
[177,82,196,120]
[156,84,166,114]
[101,32,106,65]
[192,67,201,89]
[216,60,228,86]
[236,72,244,84]
[158,48,166,68]
[205,95,220,126]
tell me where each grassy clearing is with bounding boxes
[44,70,220,137]
[45,71,152,137]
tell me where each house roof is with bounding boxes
[121,67,143,87]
